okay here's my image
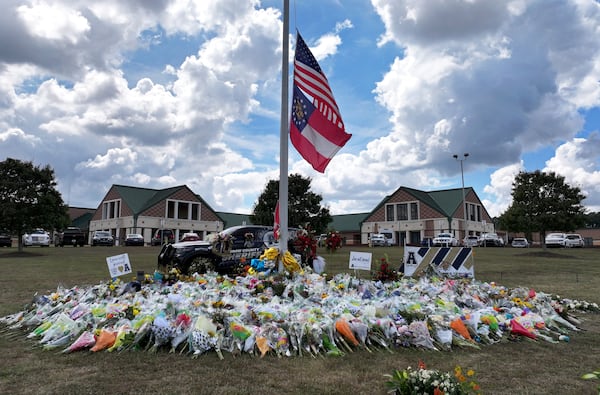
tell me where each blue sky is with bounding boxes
[1,0,599,217]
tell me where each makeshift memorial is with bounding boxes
[1,267,598,360]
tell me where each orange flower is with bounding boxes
[434,388,445,395]
[450,318,472,340]
[335,318,359,346]
[418,359,426,369]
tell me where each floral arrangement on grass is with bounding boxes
[372,254,400,282]
[293,225,317,265]
[325,230,342,253]
[385,361,481,394]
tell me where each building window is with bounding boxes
[191,204,199,221]
[102,199,121,219]
[177,202,189,220]
[397,203,408,221]
[410,202,418,220]
[167,201,176,218]
[166,199,200,220]
[385,201,419,221]
[386,205,394,221]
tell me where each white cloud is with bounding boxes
[17,2,90,44]
[544,134,600,212]
[481,162,523,217]
[0,0,599,221]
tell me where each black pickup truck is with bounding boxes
[57,227,86,247]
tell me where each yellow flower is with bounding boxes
[467,369,475,377]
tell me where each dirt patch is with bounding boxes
[0,251,44,259]
[516,251,577,259]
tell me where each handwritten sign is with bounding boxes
[106,253,132,278]
[349,251,372,271]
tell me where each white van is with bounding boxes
[379,229,396,246]
[370,234,389,247]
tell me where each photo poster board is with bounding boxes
[402,246,474,278]
[106,253,133,279]
[348,251,372,276]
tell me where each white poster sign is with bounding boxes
[106,253,132,278]
[349,251,372,271]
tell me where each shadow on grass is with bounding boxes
[0,251,45,259]
[515,251,578,259]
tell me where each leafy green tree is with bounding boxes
[498,170,586,247]
[0,158,70,251]
[584,211,600,228]
[250,173,332,233]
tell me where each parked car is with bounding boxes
[180,232,201,242]
[57,227,86,247]
[157,225,279,275]
[432,233,459,247]
[565,234,584,248]
[478,233,504,247]
[545,233,567,248]
[151,229,175,246]
[124,233,145,246]
[22,229,50,247]
[91,230,114,246]
[0,232,12,247]
[463,235,479,247]
[317,234,328,247]
[420,237,434,247]
[370,234,389,247]
[511,237,530,248]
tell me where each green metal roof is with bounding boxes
[216,212,252,228]
[113,184,183,215]
[111,184,221,220]
[329,213,369,232]
[427,187,471,218]
[71,212,93,230]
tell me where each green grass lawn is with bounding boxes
[0,245,599,394]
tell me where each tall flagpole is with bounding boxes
[278,0,289,267]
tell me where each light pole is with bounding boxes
[453,153,469,243]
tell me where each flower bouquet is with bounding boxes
[372,254,400,282]
[325,231,342,253]
[385,362,481,394]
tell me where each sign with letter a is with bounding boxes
[401,246,474,278]
[106,253,133,278]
